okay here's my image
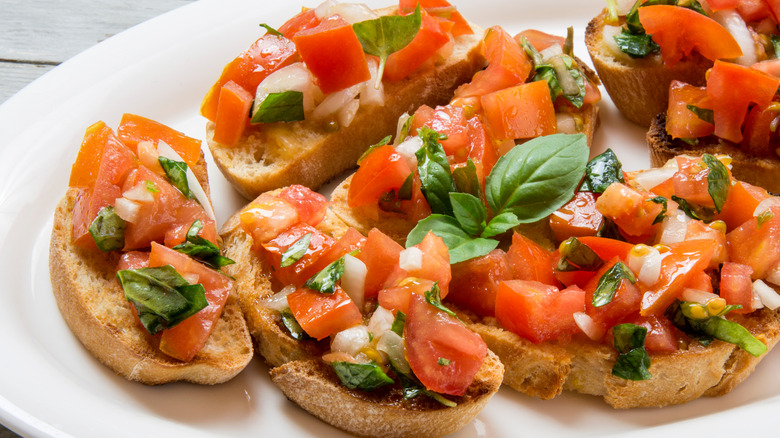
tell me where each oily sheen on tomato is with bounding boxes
[262,223,336,287]
[665,81,714,140]
[583,258,642,331]
[384,9,451,82]
[506,232,558,286]
[117,113,202,168]
[480,79,557,141]
[278,184,328,226]
[405,294,487,396]
[727,208,780,279]
[348,145,412,208]
[287,286,362,340]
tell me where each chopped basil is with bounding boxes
[158,156,193,199]
[399,114,415,141]
[520,37,586,107]
[613,30,659,58]
[405,214,499,264]
[145,180,159,193]
[702,154,730,213]
[280,233,311,267]
[331,361,394,390]
[611,323,652,381]
[116,265,208,335]
[304,256,345,294]
[397,173,414,201]
[672,195,715,222]
[391,310,406,336]
[649,196,668,225]
[556,237,604,272]
[251,91,305,124]
[172,220,235,270]
[773,35,780,58]
[425,282,458,319]
[357,135,392,164]
[88,206,126,252]
[592,262,636,307]
[452,158,482,199]
[353,5,421,88]
[579,149,625,193]
[392,363,457,407]
[280,309,310,340]
[686,105,714,124]
[437,357,451,366]
[259,23,282,36]
[450,192,486,236]
[758,210,775,228]
[416,127,457,216]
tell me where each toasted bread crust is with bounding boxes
[207,27,485,200]
[585,11,712,127]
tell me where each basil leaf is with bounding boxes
[773,35,780,58]
[173,220,235,270]
[686,105,714,124]
[88,206,126,252]
[592,262,636,307]
[397,173,414,201]
[485,133,589,223]
[357,135,392,164]
[667,300,767,356]
[158,156,193,199]
[399,114,415,141]
[304,256,345,294]
[556,237,604,272]
[452,159,482,199]
[259,23,282,36]
[416,127,457,216]
[280,233,311,268]
[437,357,451,366]
[331,361,394,390]
[406,214,499,263]
[671,195,715,222]
[353,5,421,88]
[649,196,668,225]
[392,363,457,407]
[251,90,305,124]
[579,149,625,194]
[611,323,652,381]
[702,154,730,213]
[450,192,487,236]
[391,310,406,336]
[758,210,775,228]
[117,265,208,335]
[481,211,521,238]
[280,309,311,340]
[613,30,659,58]
[425,282,459,320]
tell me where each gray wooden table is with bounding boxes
[0,2,195,435]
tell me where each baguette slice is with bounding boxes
[207,24,485,200]
[49,155,253,385]
[648,112,780,193]
[585,10,711,127]
[219,193,503,437]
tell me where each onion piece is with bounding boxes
[766,262,780,287]
[399,247,423,271]
[395,135,423,170]
[658,210,689,245]
[376,330,411,375]
[337,98,360,128]
[123,183,154,203]
[632,166,677,192]
[368,306,395,338]
[331,325,371,357]
[360,57,385,106]
[156,140,216,221]
[601,25,632,61]
[681,287,719,304]
[114,197,140,223]
[711,9,757,66]
[573,312,605,341]
[315,0,379,23]
[342,254,367,311]
[754,197,780,217]
[310,83,361,121]
[556,113,578,135]
[182,273,200,285]
[754,279,780,310]
[260,284,297,312]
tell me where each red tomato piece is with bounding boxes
[262,223,336,287]
[480,80,557,141]
[708,0,739,10]
[348,145,412,208]
[727,208,780,279]
[576,236,634,262]
[495,280,585,343]
[211,81,253,147]
[684,269,714,293]
[378,277,435,314]
[279,184,328,227]
[294,15,370,94]
[412,105,471,161]
[720,262,755,313]
[448,249,512,317]
[287,286,362,340]
[307,227,366,277]
[716,181,771,231]
[117,113,202,168]
[638,6,742,67]
[515,29,565,52]
[465,116,498,180]
[384,232,452,296]
[384,9,451,82]
[357,228,405,298]
[506,232,558,286]
[405,293,487,396]
[737,0,772,20]
[117,251,150,271]
[278,7,321,39]
[672,155,719,209]
[69,121,113,188]
[549,192,604,241]
[624,314,678,353]
[741,104,777,157]
[584,257,642,331]
[239,193,300,248]
[398,0,473,36]
[685,220,727,268]
[595,182,666,237]
[665,80,714,140]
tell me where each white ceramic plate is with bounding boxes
[2,0,780,436]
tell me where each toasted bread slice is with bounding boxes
[207,26,485,200]
[49,155,253,385]
[585,10,712,127]
[648,113,780,194]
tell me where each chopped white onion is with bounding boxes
[156,140,216,221]
[331,325,371,357]
[540,44,563,61]
[114,197,140,223]
[254,62,317,114]
[395,113,412,143]
[601,25,632,61]
[260,284,297,312]
[337,98,360,127]
[376,330,411,375]
[360,57,385,106]
[754,197,780,217]
[315,0,379,23]
[632,166,677,192]
[182,273,200,285]
[123,183,154,203]
[658,210,690,245]
[556,113,577,135]
[399,247,423,271]
[368,306,395,339]
[753,288,766,310]
[711,9,757,66]
[754,279,780,310]
[342,254,367,312]
[573,312,605,341]
[551,56,580,96]
[681,287,719,304]
[311,83,361,121]
[628,245,664,286]
[395,135,423,170]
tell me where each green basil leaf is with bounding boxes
[758,210,775,228]
[397,173,414,201]
[331,361,394,390]
[449,192,487,236]
[425,282,459,320]
[452,158,482,199]
[259,23,282,36]
[391,310,406,336]
[613,30,660,58]
[304,256,345,294]
[357,135,392,164]
[158,156,193,199]
[702,154,730,213]
[592,261,636,307]
[173,220,235,270]
[563,26,574,56]
[281,233,311,268]
[671,195,715,222]
[391,364,457,407]
[280,309,311,340]
[611,323,652,381]
[437,357,451,366]
[552,55,586,108]
[88,206,126,252]
[399,113,415,140]
[251,90,305,124]
[481,211,521,238]
[650,196,668,225]
[117,265,208,335]
[686,105,714,124]
[773,35,780,58]
[556,237,604,272]
[353,5,421,88]
[416,127,457,216]
[668,301,767,357]
[579,149,625,193]
[406,214,499,263]
[485,133,589,222]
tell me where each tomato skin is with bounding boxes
[595,182,666,237]
[262,224,336,287]
[672,155,720,209]
[448,249,512,317]
[117,113,203,168]
[549,192,604,242]
[211,81,253,147]
[481,80,557,141]
[515,29,565,52]
[412,105,471,161]
[287,286,362,340]
[348,145,412,208]
[398,0,473,36]
[240,194,300,248]
[625,314,678,353]
[384,9,451,82]
[384,232,452,296]
[506,232,558,286]
[496,280,585,343]
[278,8,321,39]
[307,227,366,277]
[356,228,404,298]
[638,6,742,67]
[278,184,328,227]
[69,121,114,188]
[584,258,642,331]
[378,278,435,314]
[665,81,714,140]
[405,293,487,396]
[720,262,755,313]
[716,181,771,230]
[727,209,780,279]
[741,104,777,157]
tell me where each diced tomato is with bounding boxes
[665,81,714,140]
[117,113,202,168]
[624,314,678,353]
[279,184,328,227]
[117,251,149,271]
[684,269,714,293]
[162,201,219,249]
[640,239,717,315]
[262,223,336,286]
[495,280,585,343]
[448,249,512,317]
[637,6,742,67]
[685,220,727,268]
[455,26,532,98]
[211,81,253,147]
[384,9,451,82]
[595,182,666,237]
[69,121,112,188]
[584,257,642,330]
[287,286,362,340]
[727,208,780,279]
[348,145,412,208]
[762,0,780,24]
[553,251,597,288]
[149,243,233,362]
[672,155,721,209]
[515,29,565,52]
[506,232,558,286]
[405,293,487,396]
[481,80,557,141]
[708,0,739,10]
[278,7,321,39]
[716,181,771,230]
[308,227,366,277]
[741,104,777,157]
[465,116,498,179]
[398,174,433,222]
[576,236,634,262]
[384,232,451,296]
[200,34,297,122]
[706,60,780,143]
[549,192,604,241]
[240,193,300,248]
[378,277,435,314]
[720,262,755,313]
[399,0,473,36]
[412,105,469,160]
[737,0,772,20]
[294,15,370,94]
[356,228,404,298]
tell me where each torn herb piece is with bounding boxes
[159,156,192,199]
[251,90,305,124]
[280,232,311,267]
[173,220,235,270]
[592,262,636,307]
[89,206,126,252]
[611,323,652,381]
[702,154,730,213]
[331,361,394,390]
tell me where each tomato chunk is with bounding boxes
[455,26,532,98]
[117,113,202,168]
[384,9,451,82]
[716,181,771,230]
[384,232,452,296]
[357,228,404,298]
[448,249,512,317]
[584,258,642,331]
[211,81,253,147]
[481,80,557,141]
[348,145,412,208]
[278,184,328,227]
[399,0,473,36]
[727,208,780,279]
[506,232,558,286]
[720,262,755,313]
[287,287,362,340]
[665,81,713,140]
[262,224,336,287]
[549,192,604,241]
[596,182,666,237]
